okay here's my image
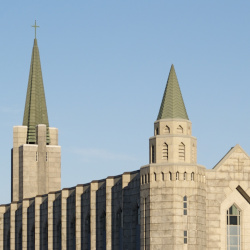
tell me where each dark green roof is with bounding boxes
[22,39,50,144]
[157,64,189,120]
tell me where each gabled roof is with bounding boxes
[157,64,189,120]
[213,144,249,170]
[22,39,50,144]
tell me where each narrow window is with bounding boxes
[161,172,164,181]
[184,231,188,244]
[151,145,155,163]
[154,172,157,181]
[164,125,170,134]
[183,196,187,215]
[148,173,150,183]
[155,127,159,135]
[162,143,168,160]
[227,205,241,249]
[177,125,183,134]
[36,152,38,162]
[169,172,172,181]
[191,172,194,181]
[176,171,179,181]
[46,152,48,161]
[179,143,185,161]
[141,176,144,185]
[184,172,187,181]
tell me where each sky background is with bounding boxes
[0,1,250,204]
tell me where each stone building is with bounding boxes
[0,36,249,250]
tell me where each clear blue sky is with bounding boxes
[0,1,249,204]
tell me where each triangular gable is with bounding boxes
[213,144,249,171]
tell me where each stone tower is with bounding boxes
[140,65,207,249]
[11,38,61,202]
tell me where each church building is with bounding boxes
[0,33,250,250]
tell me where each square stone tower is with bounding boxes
[11,38,61,202]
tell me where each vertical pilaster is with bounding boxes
[37,124,47,195]
[90,181,98,250]
[22,199,29,249]
[76,185,84,250]
[61,189,69,250]
[10,202,18,249]
[12,126,27,202]
[35,196,43,249]
[106,177,114,250]
[48,192,56,250]
[0,205,7,249]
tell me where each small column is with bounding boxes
[10,202,18,249]
[35,196,43,249]
[22,199,29,249]
[0,205,7,249]
[76,185,84,250]
[90,181,98,250]
[61,189,69,250]
[48,192,56,250]
[106,177,114,250]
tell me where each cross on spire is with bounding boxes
[32,20,40,39]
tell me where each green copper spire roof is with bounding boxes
[157,64,189,120]
[23,38,50,144]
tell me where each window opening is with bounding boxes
[183,196,187,215]
[161,172,164,181]
[169,172,172,181]
[179,143,185,161]
[177,125,183,134]
[227,205,241,249]
[151,145,155,163]
[184,231,188,244]
[191,172,194,181]
[184,172,187,181]
[162,143,168,160]
[176,171,179,181]
[164,125,170,134]
[154,172,156,181]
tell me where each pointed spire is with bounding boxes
[23,39,50,144]
[157,65,189,120]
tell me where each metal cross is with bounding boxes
[32,20,40,39]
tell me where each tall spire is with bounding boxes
[157,64,189,120]
[22,38,50,144]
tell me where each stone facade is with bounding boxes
[1,38,250,249]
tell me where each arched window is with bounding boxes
[141,175,144,185]
[179,143,185,161]
[191,172,194,181]
[162,143,168,160]
[227,205,241,249]
[183,196,187,215]
[164,125,170,134]
[144,174,147,184]
[176,171,179,181]
[151,145,155,163]
[169,172,172,181]
[154,172,157,181]
[161,172,164,181]
[184,172,187,181]
[177,125,183,134]
[155,127,159,135]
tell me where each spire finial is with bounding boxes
[32,20,40,39]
